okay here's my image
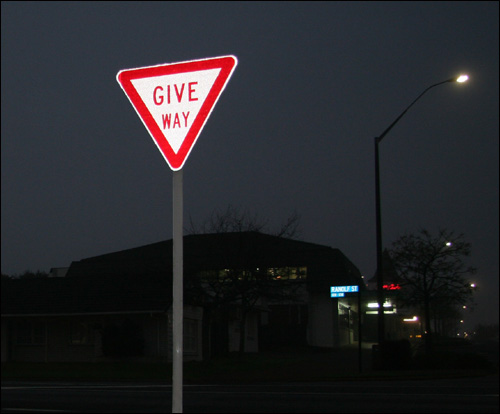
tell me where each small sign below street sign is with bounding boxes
[117,55,237,171]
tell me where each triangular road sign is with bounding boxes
[117,55,237,170]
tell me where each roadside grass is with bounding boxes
[2,345,496,383]
[1,360,170,382]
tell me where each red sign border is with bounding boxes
[117,55,237,170]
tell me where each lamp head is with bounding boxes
[456,74,469,83]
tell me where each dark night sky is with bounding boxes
[2,2,498,331]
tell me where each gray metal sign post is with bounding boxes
[172,169,183,413]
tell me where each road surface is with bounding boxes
[2,375,498,413]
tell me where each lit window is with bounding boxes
[267,266,307,280]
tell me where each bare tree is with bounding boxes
[187,205,303,355]
[187,204,301,238]
[388,228,476,352]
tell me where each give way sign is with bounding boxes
[117,55,237,170]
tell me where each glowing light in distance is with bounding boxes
[368,302,392,308]
[404,316,419,322]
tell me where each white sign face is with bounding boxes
[117,56,237,170]
[129,69,220,154]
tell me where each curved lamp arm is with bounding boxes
[376,75,468,144]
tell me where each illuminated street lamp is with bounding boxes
[374,74,469,346]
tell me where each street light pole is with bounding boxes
[374,74,468,346]
[374,135,385,346]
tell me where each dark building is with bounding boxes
[2,232,365,362]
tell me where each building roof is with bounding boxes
[2,232,363,316]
